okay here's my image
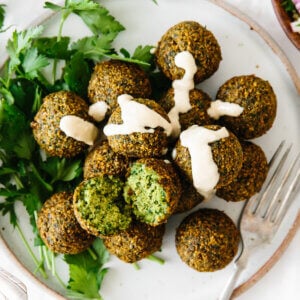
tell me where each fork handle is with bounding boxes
[218,260,247,300]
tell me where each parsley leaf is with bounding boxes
[71,35,116,61]
[64,239,109,300]
[6,26,44,76]
[22,48,49,79]
[63,52,91,98]
[34,37,71,60]
[45,0,124,38]
[0,4,5,32]
[40,157,82,184]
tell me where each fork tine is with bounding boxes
[271,153,300,226]
[251,142,291,215]
[264,152,300,221]
[241,141,286,216]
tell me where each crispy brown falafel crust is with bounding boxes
[176,208,240,272]
[106,98,170,158]
[155,21,222,83]
[83,140,130,179]
[103,221,165,263]
[31,91,91,158]
[37,192,95,254]
[174,125,243,189]
[174,171,204,214]
[216,141,268,202]
[88,60,152,114]
[159,88,213,131]
[216,75,277,139]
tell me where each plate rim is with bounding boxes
[0,0,300,298]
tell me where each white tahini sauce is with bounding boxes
[180,125,229,200]
[168,51,197,138]
[60,115,98,146]
[103,94,172,136]
[88,101,109,122]
[207,99,244,120]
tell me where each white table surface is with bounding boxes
[0,1,299,300]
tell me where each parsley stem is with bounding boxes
[29,162,53,192]
[12,174,24,190]
[15,222,48,279]
[147,254,165,265]
[43,246,51,270]
[51,251,55,276]
[87,247,98,260]
[132,262,140,270]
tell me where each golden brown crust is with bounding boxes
[37,192,95,254]
[216,141,268,202]
[176,208,240,272]
[103,221,165,263]
[216,75,277,139]
[88,60,152,114]
[174,125,243,189]
[83,140,130,179]
[106,98,170,158]
[31,90,91,158]
[155,21,222,83]
[158,88,213,131]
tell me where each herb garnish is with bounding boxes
[0,0,155,299]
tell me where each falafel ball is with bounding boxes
[175,172,204,214]
[158,88,213,132]
[124,158,181,226]
[216,75,277,139]
[88,60,152,115]
[176,208,240,272]
[73,175,132,237]
[173,125,243,191]
[155,21,222,83]
[103,220,165,263]
[31,91,91,158]
[104,97,171,158]
[83,140,130,179]
[216,141,268,202]
[37,192,95,254]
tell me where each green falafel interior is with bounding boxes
[124,162,169,225]
[73,175,132,236]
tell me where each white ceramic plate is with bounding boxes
[1,0,300,299]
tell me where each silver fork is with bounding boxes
[219,141,300,300]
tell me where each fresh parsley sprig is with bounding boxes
[0,1,159,299]
[64,239,109,300]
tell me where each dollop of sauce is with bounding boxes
[180,125,229,200]
[207,99,244,120]
[88,101,109,122]
[168,51,197,138]
[60,115,98,146]
[103,94,172,136]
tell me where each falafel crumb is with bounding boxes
[60,115,99,146]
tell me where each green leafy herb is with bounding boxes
[63,51,91,98]
[34,37,71,59]
[64,239,109,300]
[0,4,5,32]
[44,0,124,39]
[0,1,157,298]
[6,26,45,77]
[281,0,296,12]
